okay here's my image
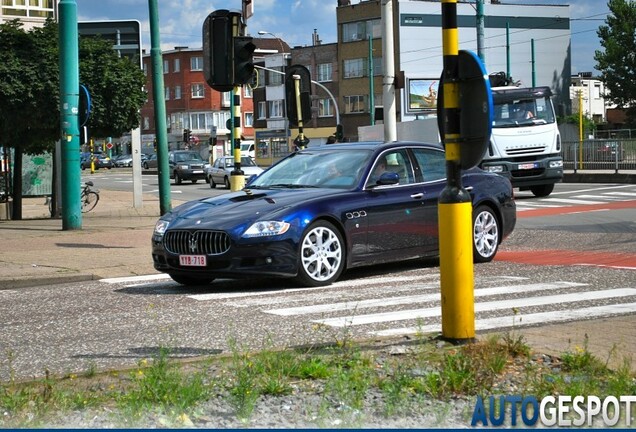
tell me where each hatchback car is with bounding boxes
[206,156,264,189]
[80,152,112,170]
[113,154,133,167]
[152,142,516,287]
[142,154,157,169]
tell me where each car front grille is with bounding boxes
[163,230,230,255]
[190,164,204,169]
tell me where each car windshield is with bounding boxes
[175,152,203,162]
[249,149,373,189]
[223,157,256,168]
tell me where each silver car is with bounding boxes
[205,156,264,189]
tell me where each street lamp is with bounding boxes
[257,30,285,54]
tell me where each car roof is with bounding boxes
[302,141,443,153]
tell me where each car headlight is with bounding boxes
[549,160,563,168]
[486,165,504,173]
[243,221,290,238]
[178,164,189,170]
[154,220,170,236]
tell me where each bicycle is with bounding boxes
[81,181,99,213]
[45,181,100,216]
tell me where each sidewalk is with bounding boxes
[0,189,633,372]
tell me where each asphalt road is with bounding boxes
[1,176,635,382]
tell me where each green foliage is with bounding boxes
[0,19,146,154]
[595,0,636,125]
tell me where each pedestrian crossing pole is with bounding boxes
[230,85,245,191]
[439,0,475,342]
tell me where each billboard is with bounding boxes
[407,78,439,112]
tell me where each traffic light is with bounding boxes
[335,124,344,142]
[183,129,191,143]
[284,64,312,128]
[202,10,238,92]
[233,36,256,85]
[153,137,158,152]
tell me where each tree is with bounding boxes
[0,19,146,219]
[594,0,636,125]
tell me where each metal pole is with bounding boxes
[531,39,536,87]
[230,86,246,191]
[58,0,81,230]
[439,0,475,343]
[381,0,397,142]
[476,0,485,62]
[578,90,583,171]
[369,35,375,126]
[506,22,511,78]
[148,0,171,214]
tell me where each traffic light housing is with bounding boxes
[183,129,191,143]
[285,64,312,128]
[153,137,158,152]
[202,10,238,92]
[233,36,256,85]
[335,124,344,142]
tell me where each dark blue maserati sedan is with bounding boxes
[151,142,516,287]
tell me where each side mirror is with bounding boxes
[376,171,400,186]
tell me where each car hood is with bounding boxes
[164,187,335,232]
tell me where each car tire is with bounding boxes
[295,220,345,287]
[529,184,554,197]
[224,176,231,189]
[143,162,149,169]
[209,177,216,188]
[169,274,214,286]
[472,205,500,263]
[192,179,198,184]
[174,172,182,185]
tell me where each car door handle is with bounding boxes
[410,193,424,199]
[465,186,474,192]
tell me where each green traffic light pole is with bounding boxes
[148,0,171,215]
[58,0,81,230]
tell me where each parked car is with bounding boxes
[152,142,516,287]
[240,141,255,158]
[169,150,207,184]
[142,154,157,169]
[113,154,133,167]
[80,152,112,170]
[205,156,264,189]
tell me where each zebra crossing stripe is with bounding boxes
[373,302,636,337]
[100,273,171,284]
[541,197,605,205]
[265,282,587,316]
[605,191,636,197]
[574,194,624,201]
[312,288,636,328]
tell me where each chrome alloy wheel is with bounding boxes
[473,206,499,262]
[299,222,344,285]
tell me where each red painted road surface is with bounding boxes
[497,199,636,270]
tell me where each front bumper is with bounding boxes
[151,234,299,279]
[480,156,563,188]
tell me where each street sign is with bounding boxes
[106,143,114,150]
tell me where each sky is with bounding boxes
[76,0,610,74]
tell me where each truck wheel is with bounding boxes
[530,184,554,197]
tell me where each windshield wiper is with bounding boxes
[266,184,320,188]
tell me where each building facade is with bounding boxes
[570,73,606,124]
[0,0,56,30]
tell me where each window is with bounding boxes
[173,58,180,73]
[344,58,364,78]
[191,83,205,98]
[244,85,252,98]
[258,101,267,119]
[342,19,380,43]
[190,113,206,131]
[244,112,254,127]
[174,85,181,100]
[190,56,203,71]
[268,100,284,118]
[372,57,383,76]
[412,148,447,182]
[344,95,365,114]
[213,111,230,130]
[318,98,333,117]
[164,87,170,100]
[222,91,231,106]
[163,60,169,73]
[317,63,332,82]
[268,67,284,85]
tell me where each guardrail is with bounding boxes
[562,139,636,173]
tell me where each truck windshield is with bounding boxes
[492,95,555,128]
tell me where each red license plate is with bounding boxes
[179,255,207,267]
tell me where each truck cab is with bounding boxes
[481,86,563,197]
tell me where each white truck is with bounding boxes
[481,85,563,197]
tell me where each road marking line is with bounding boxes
[541,198,605,205]
[373,302,636,337]
[574,194,624,200]
[100,274,172,284]
[605,191,636,197]
[312,288,636,327]
[265,282,587,316]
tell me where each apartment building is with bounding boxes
[0,0,56,30]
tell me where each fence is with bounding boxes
[562,139,636,173]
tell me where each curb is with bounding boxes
[0,273,98,291]
[563,173,636,184]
